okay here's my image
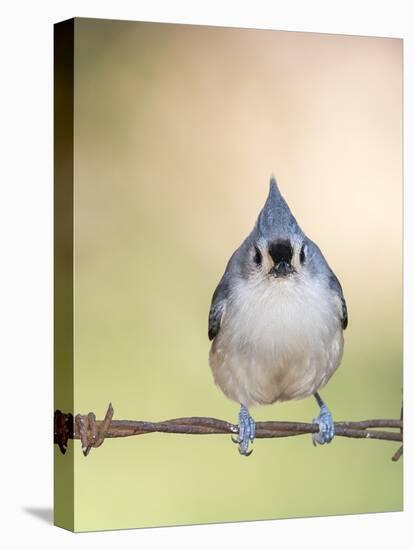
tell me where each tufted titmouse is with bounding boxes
[208,177,347,455]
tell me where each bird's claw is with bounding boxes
[312,403,335,446]
[233,405,255,456]
[239,447,254,456]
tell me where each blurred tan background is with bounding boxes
[59,18,402,531]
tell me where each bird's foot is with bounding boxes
[312,403,335,446]
[231,405,255,456]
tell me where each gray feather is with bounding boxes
[255,177,303,240]
[208,250,238,340]
[329,271,348,329]
[208,275,229,341]
[208,230,253,340]
[305,237,348,330]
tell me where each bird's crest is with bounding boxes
[256,176,302,239]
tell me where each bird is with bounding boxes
[208,176,347,456]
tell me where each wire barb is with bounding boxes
[391,404,403,462]
[73,403,114,456]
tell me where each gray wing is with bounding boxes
[208,242,248,341]
[208,273,230,341]
[306,238,348,330]
[329,273,348,330]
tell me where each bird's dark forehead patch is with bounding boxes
[268,239,293,264]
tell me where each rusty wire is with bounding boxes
[54,403,403,461]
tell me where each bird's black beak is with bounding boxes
[270,261,295,277]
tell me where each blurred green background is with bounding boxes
[60,18,402,531]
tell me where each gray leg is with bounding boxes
[312,392,335,446]
[231,404,256,456]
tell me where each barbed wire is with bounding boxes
[54,403,403,461]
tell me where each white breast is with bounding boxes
[209,274,344,408]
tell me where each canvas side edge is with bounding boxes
[53,18,75,533]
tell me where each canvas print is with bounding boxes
[54,18,403,532]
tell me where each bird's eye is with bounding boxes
[253,246,262,266]
[300,244,306,264]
